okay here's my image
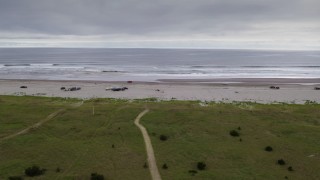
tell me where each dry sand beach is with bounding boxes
[1,78,320,104]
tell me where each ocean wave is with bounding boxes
[4,64,31,67]
[101,70,124,73]
[190,65,320,68]
[241,66,320,68]
[3,63,57,67]
[30,63,55,66]
[0,48,319,81]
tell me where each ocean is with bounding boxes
[0,48,319,81]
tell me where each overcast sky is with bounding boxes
[0,0,319,49]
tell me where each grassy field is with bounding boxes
[0,96,319,179]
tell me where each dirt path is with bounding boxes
[0,109,65,142]
[0,101,83,142]
[134,109,162,180]
[70,101,84,108]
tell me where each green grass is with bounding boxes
[0,96,319,179]
[143,102,320,179]
[0,96,75,138]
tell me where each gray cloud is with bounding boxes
[0,0,319,49]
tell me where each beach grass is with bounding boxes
[0,96,319,179]
[143,102,320,179]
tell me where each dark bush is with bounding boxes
[188,170,197,176]
[91,173,104,180]
[229,130,240,137]
[265,146,273,152]
[197,162,206,170]
[160,135,168,141]
[288,166,294,171]
[8,176,23,180]
[143,162,148,168]
[239,138,242,142]
[25,165,46,177]
[277,159,286,165]
[162,163,168,169]
[238,127,241,130]
[56,167,61,173]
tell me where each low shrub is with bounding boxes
[162,163,168,169]
[143,162,148,168]
[25,165,46,177]
[197,162,206,170]
[277,159,286,165]
[188,170,197,176]
[265,146,273,152]
[8,176,23,180]
[91,173,104,180]
[160,135,168,141]
[229,130,240,137]
[288,166,294,171]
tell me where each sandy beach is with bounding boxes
[1,78,320,104]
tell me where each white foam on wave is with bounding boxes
[30,63,54,66]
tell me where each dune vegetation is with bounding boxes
[0,96,319,179]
